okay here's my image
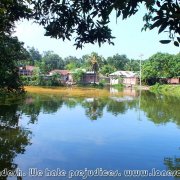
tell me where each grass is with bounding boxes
[25,86,134,98]
[112,84,124,90]
[150,84,180,97]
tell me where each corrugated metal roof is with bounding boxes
[109,71,137,77]
[49,70,70,75]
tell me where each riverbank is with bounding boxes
[150,84,180,97]
[25,86,139,98]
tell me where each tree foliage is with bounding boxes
[142,52,180,85]
[0,35,29,92]
[41,51,64,73]
[100,64,116,76]
[1,0,180,49]
[0,0,32,34]
[32,0,180,48]
[107,54,129,70]
[28,46,42,62]
[0,0,31,91]
[143,0,180,46]
[72,69,85,84]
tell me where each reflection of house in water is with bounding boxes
[110,96,134,102]
[109,71,138,86]
[110,87,138,97]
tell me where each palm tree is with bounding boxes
[91,56,99,84]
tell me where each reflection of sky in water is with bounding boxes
[13,94,180,180]
[0,92,179,180]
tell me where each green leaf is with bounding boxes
[159,40,171,44]
[177,37,180,43]
[158,22,168,34]
[150,20,163,30]
[174,41,179,47]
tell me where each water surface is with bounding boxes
[0,89,180,180]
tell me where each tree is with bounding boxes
[1,1,180,48]
[0,35,29,92]
[28,46,42,63]
[0,0,31,92]
[80,52,105,70]
[91,55,99,84]
[64,56,81,70]
[107,54,129,70]
[100,64,116,76]
[32,0,180,48]
[125,59,140,71]
[142,52,178,85]
[0,0,32,35]
[64,56,81,66]
[41,51,64,73]
[1,0,180,91]
[72,69,85,84]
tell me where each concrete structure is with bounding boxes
[109,71,138,86]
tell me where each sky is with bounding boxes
[14,6,179,60]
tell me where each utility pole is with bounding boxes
[139,54,143,88]
[138,54,143,121]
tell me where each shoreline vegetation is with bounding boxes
[150,84,180,97]
[24,86,137,98]
[1,84,180,98]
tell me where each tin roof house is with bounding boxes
[109,71,138,86]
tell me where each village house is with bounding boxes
[19,65,37,76]
[109,71,138,86]
[82,71,99,84]
[49,69,73,84]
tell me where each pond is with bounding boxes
[0,88,180,180]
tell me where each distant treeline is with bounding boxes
[20,47,140,76]
[22,47,180,85]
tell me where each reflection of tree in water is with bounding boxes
[0,99,32,179]
[140,91,180,126]
[164,156,180,177]
[82,98,107,120]
[107,100,127,116]
[63,98,84,109]
[0,127,32,178]
[41,97,63,114]
[20,95,64,123]
[0,104,21,127]
[106,98,138,116]
[21,94,138,121]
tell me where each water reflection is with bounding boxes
[2,91,179,125]
[20,93,140,121]
[0,98,32,179]
[164,156,180,177]
[140,91,180,126]
[0,91,180,179]
[82,98,106,120]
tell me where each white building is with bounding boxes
[109,71,138,86]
